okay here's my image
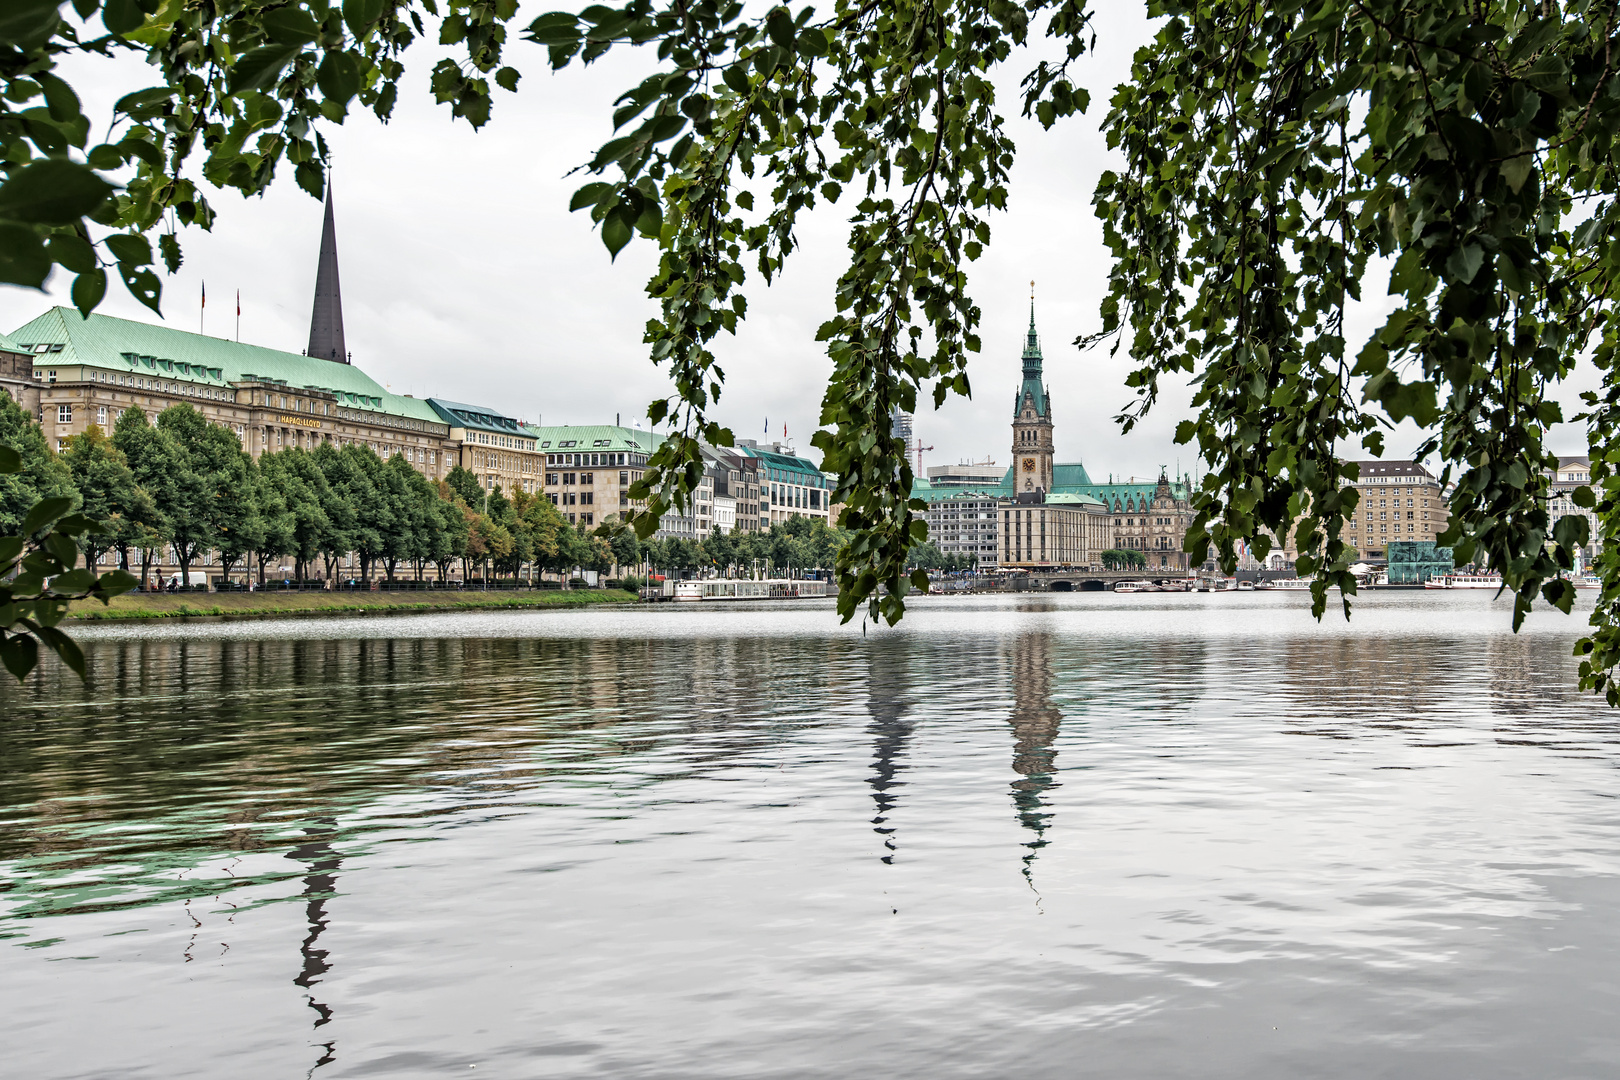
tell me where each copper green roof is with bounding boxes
[1014,303,1049,420]
[8,307,443,424]
[526,424,662,453]
[0,329,26,353]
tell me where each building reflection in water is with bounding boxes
[287,821,341,1075]
[864,641,915,864]
[1007,631,1062,886]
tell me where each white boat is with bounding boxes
[1114,581,1150,593]
[1266,577,1314,591]
[1571,573,1601,589]
[1236,580,1256,591]
[667,579,831,601]
[1424,573,1503,590]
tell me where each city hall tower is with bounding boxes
[1011,299,1054,497]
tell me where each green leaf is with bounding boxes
[100,0,144,35]
[0,159,115,225]
[46,233,94,274]
[228,43,305,95]
[0,446,20,474]
[0,0,62,47]
[36,72,81,123]
[119,264,162,313]
[766,7,795,49]
[601,215,631,259]
[71,268,106,316]
[157,232,182,273]
[570,182,613,212]
[1573,485,1595,509]
[495,66,522,92]
[1500,155,1532,194]
[0,633,39,682]
[1445,244,1484,284]
[261,7,321,43]
[22,497,73,536]
[104,232,151,265]
[343,0,387,38]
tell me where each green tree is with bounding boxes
[154,405,249,588]
[0,391,73,535]
[431,481,470,582]
[261,449,334,583]
[701,525,735,576]
[336,444,389,583]
[445,465,485,511]
[310,442,359,582]
[61,424,134,570]
[110,406,176,589]
[216,456,266,585]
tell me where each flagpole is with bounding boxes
[236,289,240,342]
[200,280,206,336]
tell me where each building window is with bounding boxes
[56,404,71,423]
[96,406,107,426]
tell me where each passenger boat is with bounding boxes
[1423,573,1503,590]
[1571,573,1602,589]
[1235,580,1256,591]
[1265,577,1314,591]
[1114,581,1150,593]
[667,579,832,601]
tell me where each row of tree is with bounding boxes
[0,396,873,586]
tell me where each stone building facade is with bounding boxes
[531,424,656,529]
[13,308,457,478]
[1106,470,1193,571]
[427,398,544,496]
[0,330,40,418]
[1343,459,1449,560]
[925,494,1001,567]
[999,496,1110,569]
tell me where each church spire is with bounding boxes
[1023,281,1042,367]
[306,182,349,364]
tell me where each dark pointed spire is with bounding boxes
[307,183,348,364]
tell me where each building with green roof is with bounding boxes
[919,303,1198,571]
[11,306,458,474]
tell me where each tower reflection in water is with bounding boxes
[864,640,915,864]
[287,821,342,1075]
[1007,631,1062,886]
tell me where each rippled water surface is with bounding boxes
[4,592,1620,1078]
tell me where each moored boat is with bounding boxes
[1423,573,1503,590]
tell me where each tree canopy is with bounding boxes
[7,1,1620,696]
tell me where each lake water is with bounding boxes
[3,592,1619,1078]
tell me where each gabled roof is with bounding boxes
[8,307,443,424]
[0,329,26,354]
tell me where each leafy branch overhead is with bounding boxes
[0,443,138,681]
[11,0,1620,703]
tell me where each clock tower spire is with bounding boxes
[1011,283,1054,498]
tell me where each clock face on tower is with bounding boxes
[1022,457,1036,472]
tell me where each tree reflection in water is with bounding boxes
[287,822,341,1075]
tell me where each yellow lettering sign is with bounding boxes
[277,414,324,429]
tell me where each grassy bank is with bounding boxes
[68,587,638,622]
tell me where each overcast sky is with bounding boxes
[5,6,1597,480]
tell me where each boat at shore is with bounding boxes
[664,579,831,601]
[1256,578,1313,591]
[1424,573,1503,590]
[1114,581,1152,593]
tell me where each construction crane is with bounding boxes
[915,442,934,473]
